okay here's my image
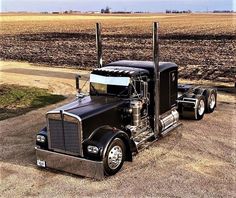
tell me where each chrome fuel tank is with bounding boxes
[160,109,179,131]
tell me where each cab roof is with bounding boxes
[92,66,149,77]
[106,60,178,76]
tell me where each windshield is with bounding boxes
[90,74,131,97]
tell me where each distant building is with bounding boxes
[213,10,233,13]
[112,11,132,14]
[166,10,192,14]
[64,10,81,14]
[134,11,149,14]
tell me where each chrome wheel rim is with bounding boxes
[198,100,205,115]
[209,94,216,109]
[107,145,123,170]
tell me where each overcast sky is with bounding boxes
[1,0,235,12]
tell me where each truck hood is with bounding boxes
[48,96,125,120]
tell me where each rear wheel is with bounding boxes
[103,138,125,176]
[205,89,217,113]
[195,95,206,120]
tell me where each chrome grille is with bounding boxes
[64,121,81,154]
[48,119,64,150]
[47,113,82,156]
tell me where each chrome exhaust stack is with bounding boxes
[95,23,103,68]
[153,22,161,136]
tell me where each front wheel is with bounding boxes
[103,138,125,176]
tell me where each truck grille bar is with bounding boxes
[47,112,83,156]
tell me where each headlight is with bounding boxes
[87,145,99,154]
[37,135,46,143]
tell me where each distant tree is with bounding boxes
[101,6,111,13]
[105,6,111,13]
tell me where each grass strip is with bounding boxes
[0,84,65,120]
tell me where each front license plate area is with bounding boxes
[37,159,46,167]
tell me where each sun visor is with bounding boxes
[90,74,130,86]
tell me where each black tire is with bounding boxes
[195,95,206,120]
[204,89,217,113]
[103,138,126,176]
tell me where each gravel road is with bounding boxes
[0,61,235,197]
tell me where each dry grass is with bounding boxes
[1,13,235,35]
[0,13,174,22]
[0,84,65,120]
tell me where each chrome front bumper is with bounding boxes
[35,147,104,180]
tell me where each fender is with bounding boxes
[83,125,133,162]
[193,87,208,97]
[191,87,217,110]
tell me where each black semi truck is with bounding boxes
[35,23,217,179]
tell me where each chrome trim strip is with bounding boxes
[46,112,61,150]
[63,111,82,122]
[183,97,197,102]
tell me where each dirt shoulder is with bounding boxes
[0,61,90,95]
[0,61,235,197]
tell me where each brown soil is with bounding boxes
[0,61,235,197]
[0,14,235,83]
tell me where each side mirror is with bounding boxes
[75,74,81,93]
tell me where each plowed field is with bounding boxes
[0,14,235,83]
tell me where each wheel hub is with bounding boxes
[107,145,123,170]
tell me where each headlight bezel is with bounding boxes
[87,145,99,154]
[36,135,46,143]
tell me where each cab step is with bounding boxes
[136,137,157,152]
[160,122,182,137]
[133,131,155,148]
